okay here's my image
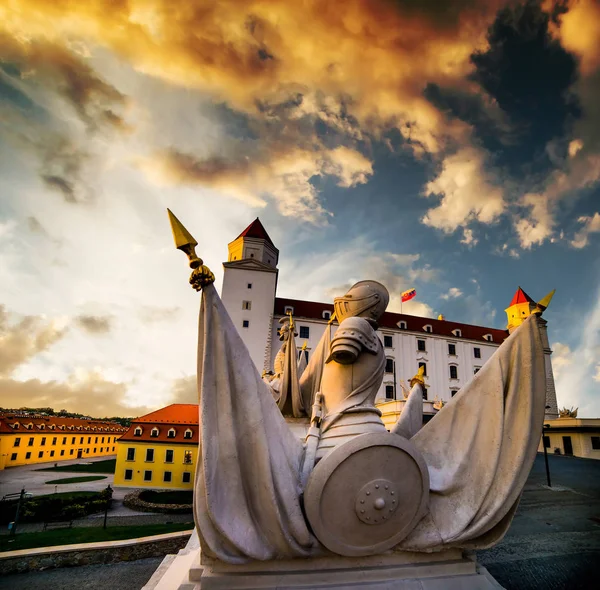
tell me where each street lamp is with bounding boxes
[542,406,552,487]
[103,484,113,529]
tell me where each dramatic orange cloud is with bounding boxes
[0,0,507,152]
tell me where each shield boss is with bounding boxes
[304,432,429,557]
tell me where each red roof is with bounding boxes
[0,414,127,435]
[135,404,199,424]
[119,404,199,444]
[275,298,508,344]
[236,218,276,248]
[509,287,535,306]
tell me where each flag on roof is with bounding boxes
[401,288,416,302]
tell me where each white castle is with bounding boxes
[220,218,559,423]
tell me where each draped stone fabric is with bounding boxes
[398,315,547,551]
[194,284,317,563]
[392,383,424,439]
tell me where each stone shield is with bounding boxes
[304,432,429,557]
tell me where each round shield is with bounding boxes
[304,432,429,557]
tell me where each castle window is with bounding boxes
[184,429,193,439]
[151,427,159,437]
[250,253,254,258]
[385,358,395,374]
[451,389,458,397]
[184,451,193,464]
[134,427,142,437]
[14,438,20,447]
[145,448,154,462]
[126,448,135,461]
[242,301,252,310]
[26,452,31,459]
[449,365,458,379]
[41,437,46,446]
[417,339,426,352]
[284,306,294,315]
[38,451,43,458]
[11,453,17,461]
[247,283,252,289]
[163,471,172,482]
[322,311,331,320]
[384,335,393,348]
[418,362,427,377]
[483,334,493,342]
[423,325,433,333]
[474,348,481,359]
[422,387,428,401]
[183,472,191,483]
[242,320,250,328]
[385,385,395,400]
[167,428,176,438]
[124,469,133,481]
[448,343,456,356]
[474,367,481,375]
[452,329,462,337]
[398,321,407,330]
[144,470,152,481]
[299,326,310,339]
[28,437,34,446]
[165,449,174,463]
[591,436,600,450]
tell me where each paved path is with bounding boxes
[2,454,599,589]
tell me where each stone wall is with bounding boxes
[0,531,192,575]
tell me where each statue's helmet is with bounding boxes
[334,281,389,323]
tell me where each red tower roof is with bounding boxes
[236,218,276,248]
[508,287,535,306]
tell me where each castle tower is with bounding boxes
[221,219,279,372]
[505,287,559,420]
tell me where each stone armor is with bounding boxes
[316,316,387,461]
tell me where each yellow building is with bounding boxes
[113,404,198,490]
[538,417,600,460]
[0,413,127,470]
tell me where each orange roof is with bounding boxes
[134,404,199,425]
[119,404,199,444]
[236,218,276,248]
[509,287,535,307]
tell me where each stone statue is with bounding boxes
[559,406,578,418]
[167,210,551,589]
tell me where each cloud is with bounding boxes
[0,371,151,418]
[76,314,113,335]
[441,287,463,300]
[551,342,573,381]
[421,147,505,233]
[0,33,128,133]
[170,375,197,405]
[571,212,600,249]
[143,144,373,224]
[460,228,478,246]
[0,0,509,154]
[514,192,556,248]
[594,364,600,383]
[138,306,181,324]
[0,305,68,378]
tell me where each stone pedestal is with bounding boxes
[146,533,504,590]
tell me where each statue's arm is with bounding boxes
[326,317,377,365]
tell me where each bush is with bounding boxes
[123,490,193,514]
[0,491,109,524]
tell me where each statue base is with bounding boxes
[144,533,504,590]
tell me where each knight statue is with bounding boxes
[168,209,551,589]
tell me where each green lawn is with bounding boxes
[35,459,116,474]
[34,491,99,501]
[139,490,193,505]
[0,522,194,552]
[44,476,108,485]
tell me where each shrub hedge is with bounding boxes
[123,490,193,514]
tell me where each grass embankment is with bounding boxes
[44,476,108,485]
[35,459,116,474]
[0,522,194,552]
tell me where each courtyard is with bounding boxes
[0,453,598,589]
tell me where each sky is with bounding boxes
[0,0,599,418]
